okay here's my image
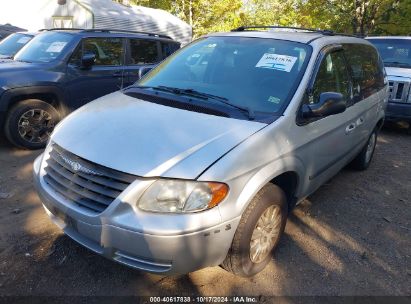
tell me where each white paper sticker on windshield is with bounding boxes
[46,42,67,53]
[268,96,281,104]
[17,37,31,44]
[256,53,297,72]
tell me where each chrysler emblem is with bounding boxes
[58,153,103,176]
[71,162,82,172]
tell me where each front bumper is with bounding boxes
[385,102,411,123]
[33,154,240,275]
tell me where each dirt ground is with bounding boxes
[0,126,410,298]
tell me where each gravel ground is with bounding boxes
[0,126,410,297]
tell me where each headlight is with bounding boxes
[138,179,229,213]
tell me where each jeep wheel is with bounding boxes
[5,99,59,149]
[351,128,378,170]
[221,184,287,277]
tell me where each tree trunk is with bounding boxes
[189,0,193,26]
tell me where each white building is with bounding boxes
[0,0,192,44]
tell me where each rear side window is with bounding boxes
[161,42,180,58]
[310,51,351,105]
[344,44,385,99]
[129,39,159,64]
[82,37,124,66]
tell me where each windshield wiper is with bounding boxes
[14,59,31,63]
[132,85,186,96]
[384,61,411,67]
[153,85,255,120]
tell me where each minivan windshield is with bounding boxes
[0,33,33,57]
[14,31,74,63]
[368,39,411,68]
[138,36,311,117]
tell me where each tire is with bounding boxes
[351,128,378,170]
[4,99,60,149]
[221,184,288,277]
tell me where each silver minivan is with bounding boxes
[33,26,387,277]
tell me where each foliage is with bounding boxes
[119,0,411,37]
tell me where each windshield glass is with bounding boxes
[368,39,411,68]
[14,31,74,63]
[0,33,33,57]
[138,36,311,115]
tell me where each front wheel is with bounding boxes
[351,128,378,170]
[4,99,59,149]
[221,184,288,277]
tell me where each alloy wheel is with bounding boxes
[250,205,282,263]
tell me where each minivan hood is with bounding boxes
[385,67,411,79]
[51,91,267,179]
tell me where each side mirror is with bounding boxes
[138,66,153,79]
[81,53,96,69]
[301,92,346,119]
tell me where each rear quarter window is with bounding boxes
[161,42,180,58]
[128,38,159,65]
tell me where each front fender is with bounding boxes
[0,85,66,113]
[217,156,305,222]
[198,117,307,222]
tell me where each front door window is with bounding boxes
[310,51,351,105]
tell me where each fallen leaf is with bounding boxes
[0,192,12,199]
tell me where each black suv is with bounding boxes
[0,32,35,61]
[0,29,180,149]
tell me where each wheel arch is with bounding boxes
[376,117,384,131]
[270,171,300,211]
[221,156,305,222]
[0,86,66,116]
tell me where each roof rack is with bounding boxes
[39,28,84,32]
[231,26,359,38]
[83,29,173,39]
[40,28,172,40]
[231,25,335,35]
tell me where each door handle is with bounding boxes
[345,123,356,134]
[112,71,123,77]
[356,117,364,126]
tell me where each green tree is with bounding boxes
[241,0,300,27]
[127,0,242,37]
[300,0,411,36]
[376,0,411,35]
[115,0,411,36]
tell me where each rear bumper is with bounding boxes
[33,154,240,275]
[385,102,411,123]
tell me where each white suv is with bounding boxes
[367,36,411,132]
[34,26,387,277]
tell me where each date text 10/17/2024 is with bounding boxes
[149,296,259,303]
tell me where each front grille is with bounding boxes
[388,80,410,103]
[44,144,136,213]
